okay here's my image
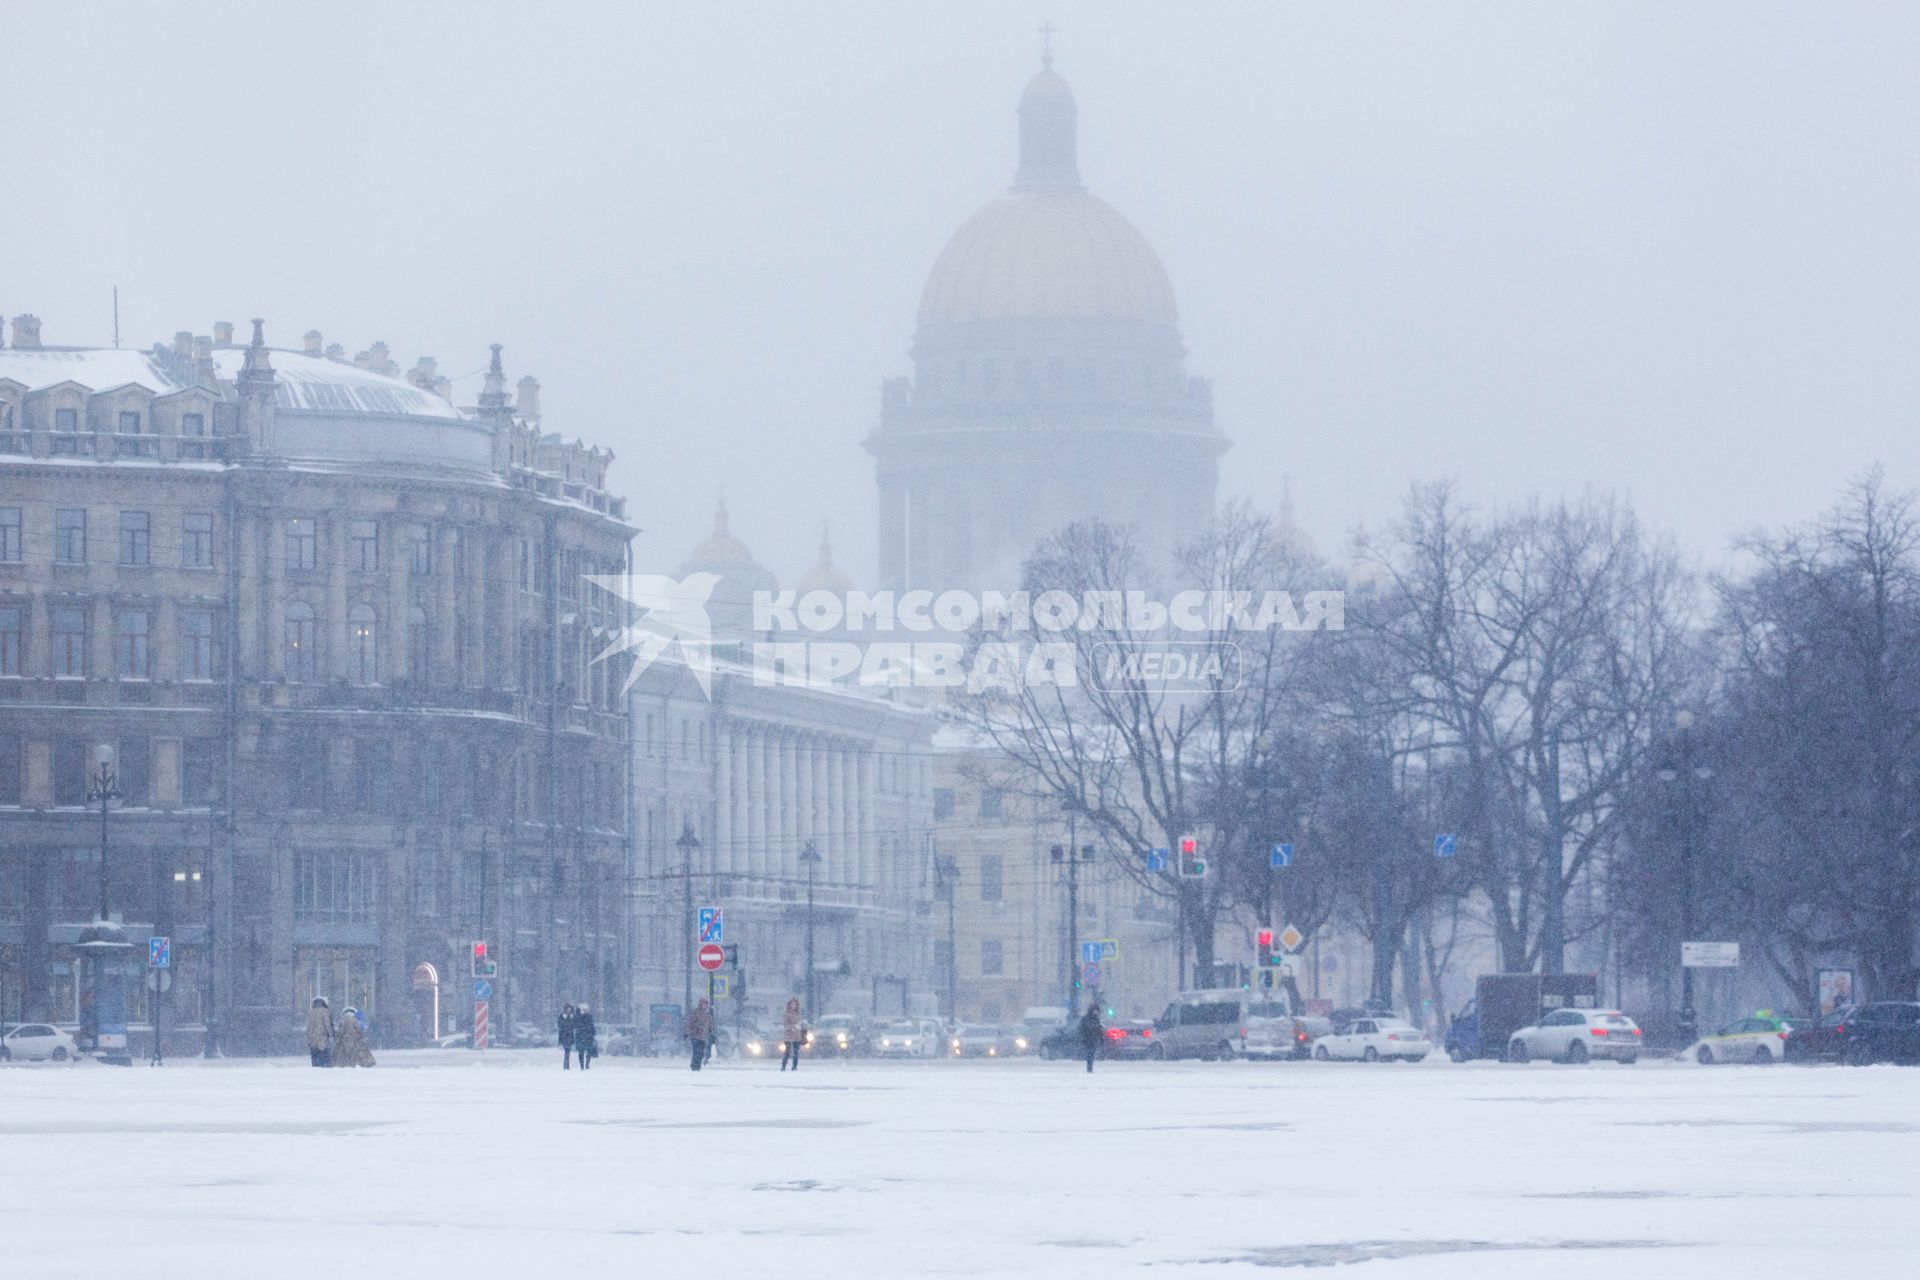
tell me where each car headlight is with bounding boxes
[1015,1038,1028,1049]
[904,1039,914,1047]
[951,1039,961,1049]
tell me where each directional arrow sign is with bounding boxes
[1270,843,1293,869]
[1146,847,1169,872]
[1433,833,1457,859]
[1080,941,1101,966]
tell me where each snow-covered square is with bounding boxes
[3,1054,1916,1278]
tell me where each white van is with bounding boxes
[1153,990,1309,1060]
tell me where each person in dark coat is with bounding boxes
[559,1004,577,1069]
[1077,1005,1104,1073]
[573,1005,596,1070]
[686,998,715,1071]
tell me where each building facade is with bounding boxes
[0,315,632,1053]
[867,54,1228,592]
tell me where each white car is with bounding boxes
[1507,1008,1642,1064]
[873,1020,935,1059]
[1685,1014,1796,1065]
[1,1023,79,1062]
[1312,1018,1432,1062]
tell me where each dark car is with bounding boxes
[1102,1019,1158,1060]
[1784,1007,1859,1063]
[1837,1002,1920,1065]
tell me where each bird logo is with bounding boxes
[586,572,722,698]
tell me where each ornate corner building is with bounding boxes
[0,316,633,1053]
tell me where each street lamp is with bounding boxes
[77,745,134,1064]
[88,744,119,921]
[676,821,700,1014]
[933,854,959,1024]
[800,839,822,1018]
[1656,709,1714,1048]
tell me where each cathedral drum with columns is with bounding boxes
[868,52,1229,593]
[0,316,634,1054]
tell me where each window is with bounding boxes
[407,606,428,680]
[118,735,150,807]
[934,939,954,973]
[287,518,318,571]
[0,733,19,805]
[350,521,379,572]
[182,513,214,568]
[179,611,214,680]
[119,410,141,434]
[348,604,377,684]
[980,854,1004,903]
[55,509,87,564]
[293,849,379,925]
[54,738,88,805]
[933,787,955,820]
[52,606,86,677]
[982,939,1004,977]
[407,524,432,575]
[350,741,391,813]
[284,602,317,682]
[182,737,218,807]
[118,511,150,566]
[181,412,205,437]
[0,507,19,562]
[53,407,79,454]
[284,731,327,809]
[979,787,1003,818]
[115,610,150,678]
[0,606,20,676]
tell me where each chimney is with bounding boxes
[368,341,393,376]
[324,343,344,361]
[303,329,323,356]
[213,320,235,347]
[516,375,541,420]
[192,334,213,363]
[174,330,193,359]
[433,376,452,400]
[10,314,40,349]
[407,356,438,390]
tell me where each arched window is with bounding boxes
[348,604,378,686]
[285,601,317,683]
[407,605,429,683]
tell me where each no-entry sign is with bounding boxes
[697,943,726,972]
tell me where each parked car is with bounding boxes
[1,1023,79,1062]
[1154,991,1312,1061]
[1507,1008,1642,1063]
[948,1023,1010,1058]
[811,1014,867,1057]
[1686,1013,1795,1064]
[1102,1018,1158,1060]
[999,1024,1035,1056]
[1785,1007,1859,1063]
[1836,1002,1920,1065]
[1312,1018,1433,1062]
[873,1020,935,1059]
[430,1031,472,1050]
[1446,973,1602,1061]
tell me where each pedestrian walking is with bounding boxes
[574,1004,597,1070]
[559,1003,577,1069]
[780,997,806,1072]
[1077,1005,1104,1074]
[687,998,715,1071]
[334,1007,375,1068]
[305,997,333,1068]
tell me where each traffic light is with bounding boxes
[470,940,496,978]
[1178,836,1207,878]
[1257,929,1274,970]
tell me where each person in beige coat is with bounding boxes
[332,1007,375,1068]
[305,997,333,1068]
[780,997,806,1072]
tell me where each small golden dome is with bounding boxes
[688,499,755,568]
[796,524,855,596]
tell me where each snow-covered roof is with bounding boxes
[0,348,183,397]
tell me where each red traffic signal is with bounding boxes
[1180,836,1198,855]
[1257,929,1273,948]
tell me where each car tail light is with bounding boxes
[1141,1027,1152,1038]
[1590,1028,1607,1036]
[1778,1031,1788,1040]
[1105,1027,1126,1041]
[1631,1028,1642,1036]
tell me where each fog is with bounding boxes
[5,0,1917,580]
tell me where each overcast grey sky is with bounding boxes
[5,1,1916,581]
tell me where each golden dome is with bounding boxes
[687,499,755,568]
[796,523,856,596]
[917,189,1178,327]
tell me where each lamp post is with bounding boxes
[676,822,700,1015]
[89,744,119,921]
[800,839,822,1018]
[934,854,959,1024]
[1656,710,1714,1048]
[81,744,131,1064]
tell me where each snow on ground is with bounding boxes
[1,1051,1915,1278]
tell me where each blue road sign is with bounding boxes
[1098,939,1119,961]
[473,978,493,1001]
[148,936,170,969]
[698,907,724,943]
[1270,843,1293,869]
[1080,941,1101,966]
[1146,847,1169,872]
[1434,833,1457,859]
[1081,962,1103,988]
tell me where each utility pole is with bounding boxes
[1658,710,1712,1048]
[1053,813,1095,1015]
[676,822,700,1014]
[934,853,959,1024]
[800,839,822,1017]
